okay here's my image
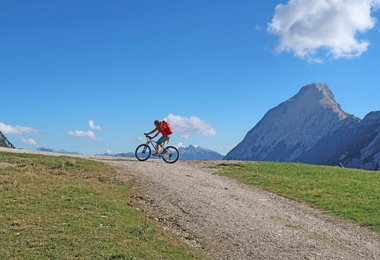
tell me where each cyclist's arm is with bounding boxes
[151,132,160,138]
[145,128,158,135]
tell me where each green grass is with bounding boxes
[219,162,380,232]
[0,152,201,259]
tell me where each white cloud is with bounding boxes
[268,0,380,62]
[89,120,102,130]
[0,122,38,135]
[165,114,217,139]
[68,130,100,141]
[106,149,113,154]
[21,138,38,146]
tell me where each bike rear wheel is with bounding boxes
[161,146,179,164]
[135,144,151,161]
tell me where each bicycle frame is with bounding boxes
[145,136,165,151]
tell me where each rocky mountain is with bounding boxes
[224,83,380,170]
[225,83,359,162]
[296,111,380,170]
[340,112,380,170]
[0,131,15,148]
[178,145,224,160]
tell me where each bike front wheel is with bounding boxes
[135,144,151,161]
[161,146,180,164]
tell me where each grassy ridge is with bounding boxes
[0,152,200,259]
[219,162,380,232]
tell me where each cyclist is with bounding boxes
[144,120,173,156]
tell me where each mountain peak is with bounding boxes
[225,83,358,161]
[288,83,352,121]
[299,83,331,94]
[362,111,380,124]
[298,83,334,104]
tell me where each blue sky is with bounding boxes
[1,0,380,155]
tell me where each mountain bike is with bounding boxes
[135,136,180,164]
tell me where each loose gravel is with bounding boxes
[105,158,380,260]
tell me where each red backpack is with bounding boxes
[162,121,173,135]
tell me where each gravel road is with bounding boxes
[1,148,379,259]
[103,157,380,260]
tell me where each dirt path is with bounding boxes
[2,148,379,259]
[98,159,380,260]
[101,157,380,260]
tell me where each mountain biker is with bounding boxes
[144,120,173,156]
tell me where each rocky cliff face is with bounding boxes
[294,111,380,170]
[0,131,15,148]
[225,83,359,161]
[338,111,380,170]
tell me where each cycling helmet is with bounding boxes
[154,120,160,126]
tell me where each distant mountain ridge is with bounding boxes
[37,147,81,155]
[0,131,15,148]
[96,152,135,158]
[225,83,380,170]
[178,145,224,160]
[98,145,223,161]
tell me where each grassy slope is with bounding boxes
[219,162,380,232]
[0,152,200,259]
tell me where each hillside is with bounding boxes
[0,151,200,259]
[1,149,379,259]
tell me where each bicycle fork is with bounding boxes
[143,144,149,153]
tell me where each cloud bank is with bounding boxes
[268,0,380,62]
[0,122,38,135]
[165,114,216,138]
[21,138,38,146]
[69,130,100,140]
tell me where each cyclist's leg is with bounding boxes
[156,135,166,154]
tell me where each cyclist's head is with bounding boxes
[154,120,160,126]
